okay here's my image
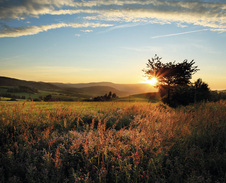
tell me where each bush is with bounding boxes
[162,79,211,108]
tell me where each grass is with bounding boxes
[0,86,82,101]
[0,100,225,183]
[118,93,160,103]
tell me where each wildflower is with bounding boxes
[117,155,122,160]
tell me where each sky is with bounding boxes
[0,0,225,90]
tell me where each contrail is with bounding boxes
[151,29,208,39]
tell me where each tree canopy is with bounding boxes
[143,55,207,107]
[143,55,199,88]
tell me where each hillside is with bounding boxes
[65,86,128,97]
[0,76,60,90]
[0,76,157,100]
[52,82,157,95]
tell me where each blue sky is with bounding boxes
[0,0,225,90]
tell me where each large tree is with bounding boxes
[143,55,199,99]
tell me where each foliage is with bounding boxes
[209,90,226,101]
[0,101,225,182]
[86,91,118,101]
[143,54,199,88]
[142,55,217,107]
[163,79,211,107]
[194,78,210,102]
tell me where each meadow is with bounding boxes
[0,101,225,183]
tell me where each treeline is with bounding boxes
[161,79,226,107]
[84,91,118,101]
[143,55,226,108]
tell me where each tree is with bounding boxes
[194,78,210,102]
[106,91,112,100]
[112,93,117,99]
[143,55,199,100]
[164,78,210,107]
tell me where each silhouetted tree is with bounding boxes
[194,78,210,102]
[143,54,199,101]
[165,85,194,107]
[90,92,118,101]
[107,91,112,100]
[112,93,117,99]
[164,79,210,107]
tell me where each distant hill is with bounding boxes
[0,76,157,99]
[0,76,60,90]
[52,82,157,96]
[65,86,128,97]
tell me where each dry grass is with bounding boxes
[0,101,225,182]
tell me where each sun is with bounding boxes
[147,77,158,86]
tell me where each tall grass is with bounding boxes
[0,101,225,182]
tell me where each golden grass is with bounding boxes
[0,100,225,182]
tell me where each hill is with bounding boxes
[52,82,157,96]
[0,76,60,90]
[65,86,128,97]
[0,76,157,101]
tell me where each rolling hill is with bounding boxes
[0,76,156,100]
[64,86,128,97]
[0,76,60,90]
[52,82,157,96]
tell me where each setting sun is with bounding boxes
[147,77,158,86]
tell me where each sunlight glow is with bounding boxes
[147,77,158,86]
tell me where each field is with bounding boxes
[0,101,226,183]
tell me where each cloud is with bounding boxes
[49,9,98,15]
[0,22,112,38]
[85,7,226,31]
[103,22,143,32]
[0,0,75,19]
[151,29,209,39]
[0,0,225,34]
[81,30,93,32]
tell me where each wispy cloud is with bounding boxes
[81,30,93,33]
[0,0,225,38]
[151,29,209,39]
[0,22,112,38]
[102,23,143,33]
[86,8,226,31]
